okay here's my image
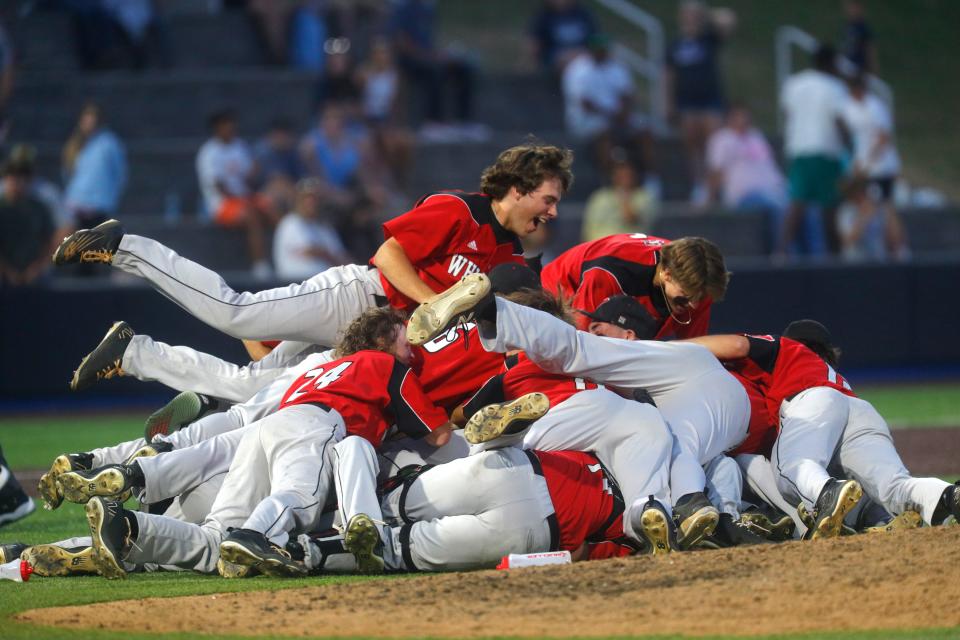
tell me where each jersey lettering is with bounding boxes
[447,254,481,277]
[421,322,476,353]
[286,361,354,403]
[586,463,614,496]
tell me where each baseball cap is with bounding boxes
[580,295,658,340]
[783,319,833,349]
[489,263,542,295]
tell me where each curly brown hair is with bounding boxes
[501,288,575,326]
[479,143,574,200]
[334,307,408,358]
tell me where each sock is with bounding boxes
[475,296,498,339]
[127,462,146,487]
[124,511,139,542]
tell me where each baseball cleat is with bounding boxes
[343,513,384,574]
[739,506,796,541]
[22,544,98,577]
[124,440,173,465]
[407,273,492,346]
[673,492,720,550]
[0,456,36,527]
[85,498,130,580]
[0,542,28,564]
[464,392,550,444]
[144,392,219,441]
[52,218,124,266]
[59,464,139,504]
[806,479,863,540]
[864,510,922,534]
[937,482,960,526]
[219,529,307,578]
[37,452,94,510]
[216,557,258,579]
[696,513,776,549]
[70,321,134,391]
[634,497,679,555]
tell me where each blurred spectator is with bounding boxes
[665,0,736,204]
[526,0,597,72]
[706,104,786,251]
[778,45,848,257]
[562,34,655,178]
[315,48,361,109]
[0,19,13,144]
[0,149,56,286]
[300,102,365,208]
[100,0,171,69]
[288,1,327,72]
[253,117,304,217]
[248,0,299,65]
[273,177,352,280]
[839,74,908,260]
[196,108,279,278]
[62,102,127,229]
[581,155,657,242]
[840,0,876,73]
[388,0,486,142]
[0,144,70,236]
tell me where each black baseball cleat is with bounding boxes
[805,479,863,540]
[696,513,777,549]
[343,513,384,573]
[463,392,550,444]
[673,492,720,550]
[933,482,960,526]
[70,321,135,391]
[739,505,796,541]
[0,448,36,527]
[219,529,307,578]
[22,544,98,577]
[59,464,141,504]
[37,452,95,510]
[407,273,493,346]
[0,542,28,564]
[144,392,221,441]
[52,218,124,266]
[124,440,173,464]
[632,496,679,555]
[85,497,131,579]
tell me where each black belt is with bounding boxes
[585,456,626,544]
[524,450,561,552]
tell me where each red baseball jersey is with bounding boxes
[531,450,627,552]
[413,322,506,411]
[462,352,600,416]
[726,369,777,457]
[733,335,855,421]
[278,350,448,448]
[375,192,526,312]
[540,234,712,339]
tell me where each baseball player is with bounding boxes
[540,234,729,338]
[52,144,573,391]
[685,320,960,538]
[407,275,752,549]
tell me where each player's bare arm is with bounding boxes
[683,334,750,361]
[242,339,274,362]
[424,422,454,447]
[449,405,469,428]
[372,237,437,304]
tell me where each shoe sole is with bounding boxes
[678,506,720,550]
[0,499,36,527]
[640,507,674,555]
[60,468,129,504]
[740,513,796,541]
[865,510,922,534]
[219,540,306,578]
[407,273,491,346]
[464,393,550,444]
[124,443,165,465]
[85,500,126,580]
[23,545,98,577]
[216,557,255,579]
[144,391,203,441]
[52,219,120,265]
[37,455,74,510]
[344,514,384,574]
[810,481,863,540]
[70,321,133,392]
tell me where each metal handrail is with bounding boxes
[591,0,666,132]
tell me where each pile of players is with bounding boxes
[3,143,958,579]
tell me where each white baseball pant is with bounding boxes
[773,387,950,524]
[478,298,750,502]
[112,234,385,344]
[126,404,344,573]
[704,455,743,519]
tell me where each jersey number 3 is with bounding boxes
[287,361,353,402]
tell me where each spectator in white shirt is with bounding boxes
[196,109,279,278]
[273,178,352,281]
[777,45,849,257]
[840,74,908,260]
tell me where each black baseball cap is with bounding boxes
[783,319,834,349]
[580,295,658,340]
[489,263,542,295]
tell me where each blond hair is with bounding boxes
[660,237,730,302]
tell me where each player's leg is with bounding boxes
[736,453,806,539]
[700,455,771,547]
[332,436,385,572]
[836,397,953,526]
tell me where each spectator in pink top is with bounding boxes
[706,103,786,252]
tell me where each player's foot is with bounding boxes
[52,219,124,266]
[216,557,259,579]
[71,321,134,391]
[407,273,492,346]
[463,392,550,444]
[124,440,173,465]
[144,392,220,441]
[739,505,796,541]
[633,497,679,555]
[0,542,27,564]
[934,482,960,526]
[22,544,98,577]
[37,452,94,510]
[0,447,36,527]
[805,479,863,540]
[85,497,131,580]
[343,513,384,574]
[219,529,307,578]
[673,492,720,550]
[696,513,776,549]
[59,464,141,504]
[864,510,922,534]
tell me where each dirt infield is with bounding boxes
[19,527,960,638]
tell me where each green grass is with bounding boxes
[857,383,960,427]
